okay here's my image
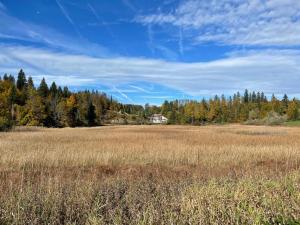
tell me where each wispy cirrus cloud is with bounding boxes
[0,6,111,57]
[55,0,82,38]
[129,85,154,94]
[112,86,134,103]
[1,45,300,98]
[136,0,300,46]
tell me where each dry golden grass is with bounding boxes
[0,125,300,224]
[1,125,300,177]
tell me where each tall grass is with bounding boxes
[0,125,300,224]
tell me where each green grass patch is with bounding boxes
[284,120,300,126]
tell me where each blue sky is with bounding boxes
[1,0,300,105]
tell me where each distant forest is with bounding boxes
[0,69,299,130]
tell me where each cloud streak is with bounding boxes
[55,0,82,38]
[129,85,153,94]
[137,0,300,47]
[112,85,134,103]
[1,45,300,98]
[87,3,128,55]
[0,7,111,57]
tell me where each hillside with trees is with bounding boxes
[0,70,299,130]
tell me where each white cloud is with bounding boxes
[137,0,300,46]
[1,45,300,97]
[0,8,111,57]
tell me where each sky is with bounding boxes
[1,0,300,105]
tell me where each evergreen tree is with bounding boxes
[3,74,8,81]
[7,75,15,83]
[282,94,289,112]
[57,86,63,98]
[38,78,49,98]
[28,76,35,90]
[251,91,256,103]
[261,92,267,102]
[257,92,261,104]
[87,101,96,126]
[63,86,70,98]
[243,89,249,103]
[50,82,58,96]
[16,69,27,90]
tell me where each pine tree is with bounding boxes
[243,89,249,103]
[87,101,96,126]
[63,86,70,98]
[282,94,289,112]
[251,91,256,103]
[50,82,58,96]
[57,86,63,98]
[16,69,27,91]
[38,78,49,98]
[261,92,267,102]
[7,75,15,83]
[257,92,261,104]
[3,74,8,81]
[28,76,35,90]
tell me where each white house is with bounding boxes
[149,114,168,124]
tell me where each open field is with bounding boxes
[0,125,300,224]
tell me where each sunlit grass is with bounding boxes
[284,120,300,127]
[0,125,299,224]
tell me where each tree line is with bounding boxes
[155,91,299,125]
[0,70,144,130]
[0,69,299,130]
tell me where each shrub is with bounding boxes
[263,111,287,125]
[0,116,11,131]
[245,111,287,126]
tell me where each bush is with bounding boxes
[245,111,287,126]
[248,109,259,120]
[263,111,287,125]
[0,116,12,131]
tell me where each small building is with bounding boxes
[149,114,168,124]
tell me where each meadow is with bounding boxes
[0,125,300,224]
